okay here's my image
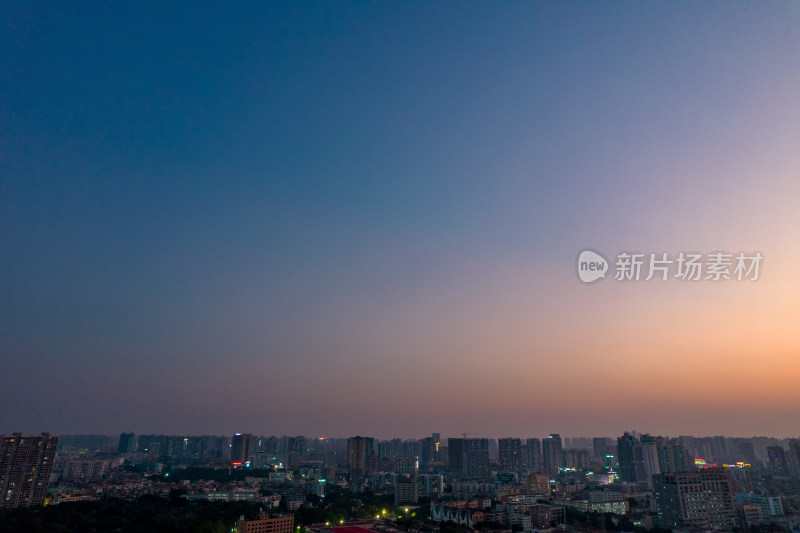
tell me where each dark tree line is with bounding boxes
[0,495,263,533]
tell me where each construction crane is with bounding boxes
[461,432,478,438]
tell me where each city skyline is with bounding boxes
[2,3,799,438]
[13,430,800,443]
[11,428,799,529]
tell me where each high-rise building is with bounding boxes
[542,434,563,472]
[137,435,163,457]
[166,436,187,461]
[0,433,58,508]
[347,436,374,477]
[400,440,413,457]
[418,473,444,497]
[185,437,205,463]
[395,456,419,476]
[61,457,109,482]
[635,435,661,487]
[466,438,490,480]
[420,437,434,468]
[656,439,692,473]
[788,439,800,478]
[653,470,737,531]
[498,438,522,473]
[432,433,441,461]
[118,432,136,453]
[592,437,609,459]
[419,433,442,469]
[231,433,253,466]
[563,449,590,470]
[203,435,226,460]
[766,446,788,476]
[738,441,757,464]
[616,433,637,482]
[377,440,390,460]
[526,438,542,472]
[388,439,402,459]
[448,438,466,476]
[709,436,731,464]
[727,464,752,493]
[395,475,419,505]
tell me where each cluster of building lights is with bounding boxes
[723,462,751,468]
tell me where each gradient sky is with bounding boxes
[2,2,799,440]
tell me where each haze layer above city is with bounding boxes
[1,2,799,438]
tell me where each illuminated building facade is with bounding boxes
[0,433,58,508]
[653,470,737,531]
[236,513,294,533]
[231,433,253,466]
[498,438,521,474]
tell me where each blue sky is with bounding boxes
[2,2,799,438]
